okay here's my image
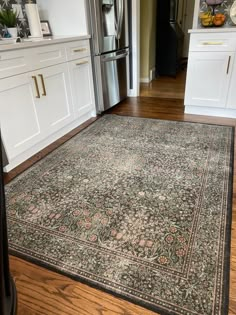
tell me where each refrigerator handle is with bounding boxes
[117,0,124,40]
[115,0,119,39]
[102,51,128,62]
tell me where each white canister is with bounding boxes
[25,3,42,38]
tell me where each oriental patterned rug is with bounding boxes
[6,115,233,315]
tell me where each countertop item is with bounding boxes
[25,3,42,38]
[0,35,91,51]
[230,1,236,25]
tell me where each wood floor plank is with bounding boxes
[6,95,236,315]
[140,70,186,99]
[10,256,156,315]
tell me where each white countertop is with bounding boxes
[0,35,91,51]
[189,28,236,34]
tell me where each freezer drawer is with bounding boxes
[95,49,128,111]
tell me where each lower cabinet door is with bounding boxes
[68,58,95,118]
[34,63,73,135]
[185,51,234,108]
[0,73,41,161]
[227,56,236,109]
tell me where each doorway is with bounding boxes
[139,0,195,100]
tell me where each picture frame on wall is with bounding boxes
[40,20,52,36]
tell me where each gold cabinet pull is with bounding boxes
[202,41,224,45]
[76,61,88,66]
[32,76,40,98]
[73,48,87,52]
[227,56,231,75]
[38,74,47,96]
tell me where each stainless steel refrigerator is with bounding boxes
[88,0,129,112]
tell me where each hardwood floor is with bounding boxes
[6,97,236,315]
[140,70,187,100]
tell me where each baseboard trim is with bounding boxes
[140,77,151,83]
[150,67,156,81]
[140,68,156,84]
[185,105,236,119]
[128,89,140,97]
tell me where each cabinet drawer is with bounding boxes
[68,57,95,118]
[0,49,31,79]
[31,44,66,70]
[66,40,90,61]
[189,34,236,52]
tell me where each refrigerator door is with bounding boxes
[95,49,129,111]
[90,0,128,54]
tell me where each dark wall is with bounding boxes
[0,0,36,37]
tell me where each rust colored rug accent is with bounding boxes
[6,115,233,315]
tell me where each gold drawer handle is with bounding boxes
[76,61,88,66]
[32,76,40,98]
[38,74,47,96]
[73,48,87,52]
[227,56,231,75]
[202,42,224,45]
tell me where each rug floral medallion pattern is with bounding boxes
[6,115,233,315]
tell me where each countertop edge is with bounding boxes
[189,28,236,34]
[0,35,91,51]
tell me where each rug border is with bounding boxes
[10,248,178,315]
[109,113,235,128]
[8,117,235,315]
[221,126,234,315]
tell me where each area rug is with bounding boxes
[6,115,233,315]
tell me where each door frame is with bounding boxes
[129,0,140,97]
[131,0,198,97]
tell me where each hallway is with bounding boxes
[140,70,187,100]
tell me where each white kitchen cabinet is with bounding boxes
[0,73,41,160]
[184,3,236,118]
[227,56,236,109]
[68,57,95,118]
[0,63,73,162]
[0,37,96,172]
[33,63,73,136]
[185,51,234,108]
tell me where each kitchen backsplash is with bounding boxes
[0,0,36,37]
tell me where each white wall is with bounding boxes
[37,0,88,36]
